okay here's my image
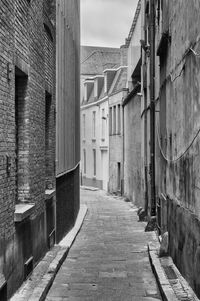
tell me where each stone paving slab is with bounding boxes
[46,189,162,301]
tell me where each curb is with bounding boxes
[148,246,179,301]
[148,243,199,301]
[31,204,88,301]
[12,204,88,301]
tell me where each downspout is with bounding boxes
[149,0,156,216]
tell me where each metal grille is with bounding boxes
[163,265,178,280]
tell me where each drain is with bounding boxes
[163,265,178,280]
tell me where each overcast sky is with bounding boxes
[81,0,138,48]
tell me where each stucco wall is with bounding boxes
[124,95,141,207]
[109,91,124,193]
[81,99,109,190]
[156,0,200,296]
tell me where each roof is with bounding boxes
[82,66,128,107]
[81,46,121,75]
[109,67,127,95]
[125,0,141,47]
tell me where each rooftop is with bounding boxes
[81,46,121,75]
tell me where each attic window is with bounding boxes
[44,23,53,42]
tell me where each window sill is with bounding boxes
[14,203,35,222]
[45,189,56,200]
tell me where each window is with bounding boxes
[117,162,121,190]
[109,107,112,135]
[92,111,96,138]
[83,149,86,174]
[113,106,116,134]
[118,104,121,134]
[102,108,106,139]
[93,149,96,176]
[15,68,28,202]
[82,114,86,139]
[45,91,52,187]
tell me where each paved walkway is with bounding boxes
[46,189,162,301]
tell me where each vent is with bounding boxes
[24,256,33,280]
[48,229,55,249]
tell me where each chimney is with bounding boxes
[120,45,128,66]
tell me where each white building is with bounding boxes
[81,75,109,190]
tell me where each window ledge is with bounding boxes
[100,145,108,150]
[14,203,35,222]
[45,189,56,200]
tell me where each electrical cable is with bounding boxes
[156,122,200,163]
[190,48,200,57]
[155,46,200,163]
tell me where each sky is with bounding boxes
[81,0,138,48]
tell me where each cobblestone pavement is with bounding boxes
[46,189,162,301]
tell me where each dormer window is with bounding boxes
[104,73,107,94]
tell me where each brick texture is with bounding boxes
[0,0,56,297]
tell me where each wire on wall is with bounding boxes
[156,122,200,163]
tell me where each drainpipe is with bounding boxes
[149,0,156,216]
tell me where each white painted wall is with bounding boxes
[81,98,109,190]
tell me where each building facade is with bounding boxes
[81,76,109,190]
[80,46,122,190]
[0,0,80,298]
[123,0,142,207]
[0,0,56,298]
[140,0,200,297]
[56,0,80,243]
[108,67,127,194]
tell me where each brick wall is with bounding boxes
[0,0,56,297]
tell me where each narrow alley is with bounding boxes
[46,188,161,301]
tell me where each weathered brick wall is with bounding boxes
[0,0,56,297]
[0,0,15,245]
